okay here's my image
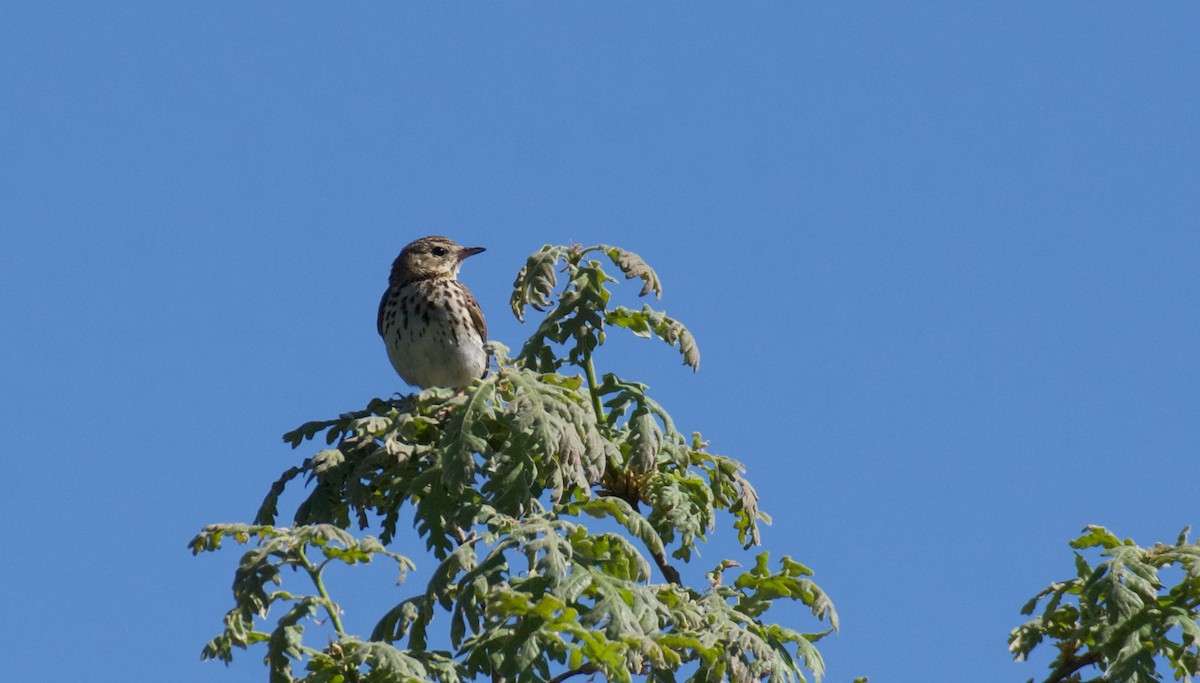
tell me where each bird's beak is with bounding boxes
[459,246,486,261]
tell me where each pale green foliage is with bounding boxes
[510,245,698,373]
[1010,525,1200,683]
[192,244,837,682]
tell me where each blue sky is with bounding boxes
[3,3,1198,682]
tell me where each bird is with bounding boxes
[377,235,489,389]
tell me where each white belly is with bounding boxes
[386,331,487,389]
[381,291,487,389]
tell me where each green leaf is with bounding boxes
[1071,525,1124,550]
[599,245,662,299]
[510,245,567,322]
[578,497,667,564]
[606,305,700,371]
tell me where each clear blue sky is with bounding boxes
[3,3,1197,682]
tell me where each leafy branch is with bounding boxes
[510,244,699,381]
[1010,525,1200,683]
[195,243,839,682]
[189,524,424,681]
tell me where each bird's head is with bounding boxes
[390,235,485,284]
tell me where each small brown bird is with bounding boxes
[377,236,488,389]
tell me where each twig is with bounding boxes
[548,663,600,683]
[651,550,682,585]
[1044,649,1101,683]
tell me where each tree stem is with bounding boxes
[1044,649,1101,683]
[297,547,346,638]
[582,344,605,422]
[548,663,599,683]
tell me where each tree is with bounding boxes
[1011,526,1200,683]
[191,244,842,682]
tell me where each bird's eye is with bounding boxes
[431,247,447,256]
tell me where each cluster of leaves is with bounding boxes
[189,524,461,683]
[1010,525,1200,683]
[511,244,699,377]
[192,244,839,682]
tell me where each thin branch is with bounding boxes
[548,663,600,683]
[651,549,682,586]
[581,342,606,422]
[1044,649,1102,683]
[296,545,346,638]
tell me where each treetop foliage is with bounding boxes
[1011,525,1200,683]
[192,243,838,683]
[191,241,1198,683]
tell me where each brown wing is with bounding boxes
[377,288,390,337]
[462,284,487,342]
